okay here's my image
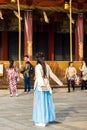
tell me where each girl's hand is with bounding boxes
[64,75,67,79]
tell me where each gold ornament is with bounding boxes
[11,0,16,3]
[64,2,69,10]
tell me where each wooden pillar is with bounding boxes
[48,24,54,61]
[1,31,8,60]
[24,10,33,60]
[75,14,84,61]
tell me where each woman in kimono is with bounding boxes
[32,52,64,127]
[7,60,19,97]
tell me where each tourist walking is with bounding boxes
[32,52,64,127]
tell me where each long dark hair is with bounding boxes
[36,52,46,78]
[68,61,73,66]
[9,60,14,68]
[85,60,87,67]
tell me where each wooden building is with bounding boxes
[0,0,87,61]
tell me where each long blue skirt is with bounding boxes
[32,83,56,124]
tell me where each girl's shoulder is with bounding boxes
[35,64,42,69]
[45,63,50,68]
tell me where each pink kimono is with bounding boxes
[7,67,18,95]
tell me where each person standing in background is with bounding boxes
[20,55,34,93]
[6,60,19,97]
[79,60,86,78]
[79,60,87,90]
[64,61,77,92]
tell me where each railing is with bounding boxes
[0,61,81,89]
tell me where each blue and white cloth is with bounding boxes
[32,82,56,124]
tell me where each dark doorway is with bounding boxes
[8,32,24,60]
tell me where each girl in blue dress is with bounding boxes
[32,52,63,127]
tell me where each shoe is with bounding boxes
[10,94,13,97]
[35,123,46,127]
[16,93,19,96]
[27,91,30,93]
[24,91,27,93]
[68,90,70,93]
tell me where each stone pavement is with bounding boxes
[0,88,87,130]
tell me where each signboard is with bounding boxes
[0,64,3,76]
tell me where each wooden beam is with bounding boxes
[0,0,27,5]
[0,0,9,4]
[33,0,64,7]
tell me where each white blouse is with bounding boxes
[82,67,87,80]
[65,67,77,78]
[34,63,63,92]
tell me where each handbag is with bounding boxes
[41,86,49,91]
[41,77,50,91]
[75,75,80,85]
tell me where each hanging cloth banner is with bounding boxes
[24,11,33,60]
[77,13,84,60]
